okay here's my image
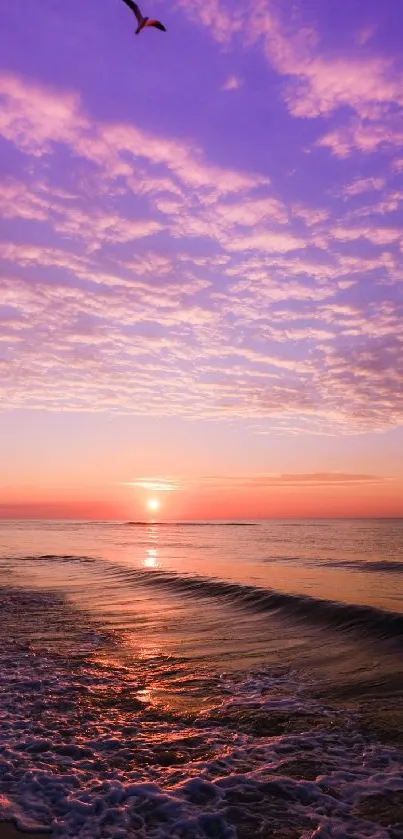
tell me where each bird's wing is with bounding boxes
[120,0,143,24]
[146,19,166,30]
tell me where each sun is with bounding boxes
[146,498,160,513]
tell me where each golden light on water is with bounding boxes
[143,548,158,568]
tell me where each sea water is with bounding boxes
[1,519,403,837]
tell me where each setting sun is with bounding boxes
[146,498,160,513]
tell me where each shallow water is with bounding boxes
[0,519,403,837]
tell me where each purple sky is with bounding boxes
[0,0,403,515]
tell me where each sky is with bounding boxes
[0,0,403,519]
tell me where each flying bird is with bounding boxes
[121,0,166,34]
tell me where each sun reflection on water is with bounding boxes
[143,548,158,568]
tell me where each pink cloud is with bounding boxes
[53,210,162,249]
[216,196,287,226]
[174,0,244,44]
[332,225,401,245]
[222,75,242,91]
[317,116,403,157]
[341,177,386,197]
[281,55,401,120]
[175,0,403,160]
[225,229,306,253]
[291,204,330,226]
[0,179,50,221]
[178,0,403,120]
[2,255,402,430]
[1,46,402,437]
[0,72,267,198]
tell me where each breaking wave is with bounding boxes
[11,554,403,644]
[107,566,403,644]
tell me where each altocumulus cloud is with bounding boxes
[0,0,403,439]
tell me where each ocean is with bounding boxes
[1,519,403,838]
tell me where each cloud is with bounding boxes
[225,229,306,253]
[317,116,403,158]
[0,178,162,250]
[122,478,180,492]
[174,0,244,44]
[332,225,401,246]
[200,472,389,488]
[291,204,330,226]
[1,273,402,431]
[341,177,386,198]
[174,0,403,159]
[0,179,50,221]
[217,196,286,226]
[222,75,242,91]
[317,333,403,429]
[345,192,403,220]
[356,25,376,47]
[0,72,267,198]
[54,210,162,250]
[177,0,401,120]
[280,53,402,121]
[0,66,402,435]
[121,472,389,492]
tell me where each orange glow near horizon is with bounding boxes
[1,475,403,520]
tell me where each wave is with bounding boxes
[261,556,403,573]
[19,554,96,563]
[320,559,403,574]
[7,553,403,644]
[124,521,258,527]
[121,568,403,643]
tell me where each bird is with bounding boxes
[120,0,166,34]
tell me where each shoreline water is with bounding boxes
[1,520,403,837]
[1,582,403,837]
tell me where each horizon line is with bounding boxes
[1,516,403,523]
